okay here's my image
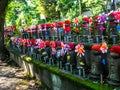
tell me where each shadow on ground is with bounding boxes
[0,60,46,90]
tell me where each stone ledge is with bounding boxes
[8,48,115,90]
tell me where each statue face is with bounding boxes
[82,20,87,24]
[110,52,120,59]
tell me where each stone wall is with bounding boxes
[9,49,114,90]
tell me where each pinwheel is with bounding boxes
[61,42,65,50]
[64,44,70,52]
[100,41,108,53]
[51,23,57,32]
[73,17,79,25]
[75,44,85,57]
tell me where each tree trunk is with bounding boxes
[0,0,9,60]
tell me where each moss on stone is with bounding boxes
[31,59,115,90]
[8,48,115,90]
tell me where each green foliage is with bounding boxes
[4,37,11,47]
[6,0,41,28]
[55,0,104,21]
[5,0,105,27]
[37,0,59,21]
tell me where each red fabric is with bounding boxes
[46,23,51,27]
[57,22,63,27]
[45,40,50,46]
[40,41,45,49]
[94,16,100,20]
[110,46,120,55]
[50,41,56,48]
[30,39,35,46]
[109,12,115,17]
[57,41,62,47]
[36,25,39,29]
[51,23,57,28]
[12,26,16,29]
[67,42,74,50]
[64,26,71,32]
[94,22,102,26]
[92,44,101,53]
[82,17,89,23]
[64,20,71,25]
[82,23,89,27]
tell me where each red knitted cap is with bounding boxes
[45,40,50,46]
[67,42,74,50]
[91,44,101,53]
[110,46,120,55]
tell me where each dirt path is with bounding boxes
[0,61,45,90]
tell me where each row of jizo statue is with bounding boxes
[5,11,120,87]
[5,11,120,45]
[10,39,120,86]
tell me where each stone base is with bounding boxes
[90,73,100,79]
[107,79,120,86]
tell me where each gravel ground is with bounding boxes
[0,61,45,90]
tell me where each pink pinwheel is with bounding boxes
[99,13,107,24]
[73,17,79,25]
[18,38,23,44]
[35,39,41,45]
[75,44,85,57]
[10,37,15,41]
[64,44,70,52]
[100,26,105,31]
[30,25,36,30]
[51,23,57,32]
[61,42,65,50]
[100,41,108,53]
